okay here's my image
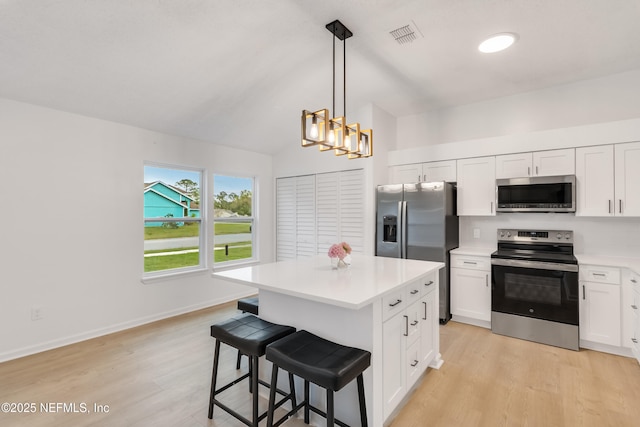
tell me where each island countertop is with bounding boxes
[213,254,444,309]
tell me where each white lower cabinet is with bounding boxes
[624,270,640,364]
[579,265,621,346]
[382,272,438,420]
[450,254,491,325]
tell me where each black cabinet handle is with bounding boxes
[389,299,402,307]
[411,320,419,326]
[583,285,586,300]
[410,289,419,295]
[423,301,428,320]
[424,280,434,286]
[410,360,419,367]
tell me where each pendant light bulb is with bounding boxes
[328,122,335,144]
[310,115,319,139]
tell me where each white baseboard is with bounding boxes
[0,290,256,363]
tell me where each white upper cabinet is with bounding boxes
[576,145,615,216]
[389,164,422,184]
[389,160,457,184]
[495,149,575,179]
[456,156,496,216]
[495,152,533,179]
[577,142,640,217]
[614,141,640,217]
[422,160,457,182]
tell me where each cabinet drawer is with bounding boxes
[405,280,422,305]
[382,289,406,321]
[451,254,490,271]
[421,273,437,296]
[580,265,621,284]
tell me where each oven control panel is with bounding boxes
[497,229,573,243]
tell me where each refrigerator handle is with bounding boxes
[400,201,408,259]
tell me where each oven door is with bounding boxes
[491,259,579,325]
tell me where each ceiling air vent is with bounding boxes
[389,21,423,45]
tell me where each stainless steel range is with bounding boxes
[491,229,579,350]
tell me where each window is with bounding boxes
[144,164,203,276]
[213,174,255,265]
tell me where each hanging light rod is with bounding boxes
[301,19,373,159]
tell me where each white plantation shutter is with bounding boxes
[338,169,365,254]
[296,175,316,257]
[316,172,340,255]
[276,177,297,260]
[276,169,364,260]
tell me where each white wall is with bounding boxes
[397,69,640,150]
[0,98,271,362]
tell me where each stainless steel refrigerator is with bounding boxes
[375,182,459,323]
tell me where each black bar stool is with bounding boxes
[265,330,371,427]
[208,313,296,427]
[236,297,260,369]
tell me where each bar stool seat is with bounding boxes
[237,296,259,315]
[266,330,371,427]
[208,313,296,427]
[236,297,260,369]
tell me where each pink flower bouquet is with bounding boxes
[328,242,352,259]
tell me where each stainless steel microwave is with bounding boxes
[496,175,576,213]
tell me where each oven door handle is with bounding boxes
[491,258,578,272]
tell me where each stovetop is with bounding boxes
[491,229,578,265]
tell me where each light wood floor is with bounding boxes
[1,302,639,427]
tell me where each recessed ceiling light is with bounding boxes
[478,33,518,53]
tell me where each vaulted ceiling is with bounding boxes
[2,0,640,155]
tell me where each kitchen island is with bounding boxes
[213,254,444,426]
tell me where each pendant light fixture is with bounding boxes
[301,19,373,159]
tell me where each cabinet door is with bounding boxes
[456,156,496,216]
[633,288,640,363]
[579,281,621,346]
[406,340,421,390]
[495,153,532,179]
[382,312,406,419]
[576,145,615,216]
[389,164,422,184]
[533,148,575,176]
[420,291,437,367]
[451,267,491,321]
[422,160,457,182]
[622,270,637,349]
[614,141,640,217]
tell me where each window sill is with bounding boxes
[141,267,209,285]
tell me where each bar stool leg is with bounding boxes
[266,364,279,427]
[304,380,310,423]
[357,374,368,427]
[208,340,221,419]
[236,350,242,369]
[326,389,334,427]
[288,373,297,409]
[251,355,259,427]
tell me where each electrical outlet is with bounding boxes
[473,228,481,239]
[31,306,43,321]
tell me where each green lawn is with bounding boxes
[144,244,252,272]
[144,222,250,239]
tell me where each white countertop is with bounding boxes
[450,247,495,257]
[213,254,444,309]
[576,254,640,275]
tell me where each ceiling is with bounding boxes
[2,0,640,155]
